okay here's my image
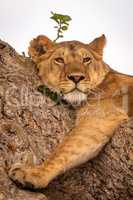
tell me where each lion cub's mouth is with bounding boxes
[63,89,87,105]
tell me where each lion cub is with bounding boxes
[9,34,133,189]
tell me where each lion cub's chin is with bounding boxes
[63,90,87,106]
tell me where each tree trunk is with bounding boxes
[0,40,132,200]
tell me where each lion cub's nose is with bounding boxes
[67,74,85,83]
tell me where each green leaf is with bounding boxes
[63,22,69,25]
[51,11,72,42]
[51,12,71,22]
[62,15,72,22]
[37,85,47,94]
[61,26,68,31]
[38,84,60,103]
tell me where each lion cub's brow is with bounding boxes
[56,41,88,51]
[55,44,90,59]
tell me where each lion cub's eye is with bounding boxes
[55,57,64,64]
[83,57,91,64]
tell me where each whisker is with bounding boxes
[87,88,104,100]
[93,87,105,95]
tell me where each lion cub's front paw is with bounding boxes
[9,164,48,189]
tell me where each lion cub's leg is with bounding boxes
[9,106,127,189]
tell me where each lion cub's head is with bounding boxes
[28,35,109,105]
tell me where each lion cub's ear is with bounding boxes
[89,34,106,57]
[28,35,53,63]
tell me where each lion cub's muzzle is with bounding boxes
[62,73,87,104]
[67,74,85,84]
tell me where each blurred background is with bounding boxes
[0,0,133,75]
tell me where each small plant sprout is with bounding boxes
[51,12,72,43]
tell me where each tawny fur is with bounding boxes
[9,34,133,189]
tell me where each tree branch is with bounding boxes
[0,40,132,200]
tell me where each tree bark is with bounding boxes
[0,40,132,200]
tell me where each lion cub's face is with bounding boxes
[29,35,109,105]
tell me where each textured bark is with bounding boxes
[0,40,132,200]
